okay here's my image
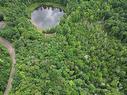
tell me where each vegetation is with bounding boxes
[0,45,11,95]
[0,0,127,95]
[104,0,127,43]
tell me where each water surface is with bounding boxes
[31,7,64,30]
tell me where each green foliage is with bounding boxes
[0,0,127,95]
[0,45,11,94]
[103,0,127,43]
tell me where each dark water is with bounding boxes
[31,7,64,31]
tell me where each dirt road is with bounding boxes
[0,37,16,95]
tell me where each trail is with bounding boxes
[0,37,16,95]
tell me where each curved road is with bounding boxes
[0,37,16,95]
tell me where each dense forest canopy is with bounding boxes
[0,0,127,95]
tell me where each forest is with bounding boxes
[0,0,127,95]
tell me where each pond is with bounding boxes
[31,6,64,31]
